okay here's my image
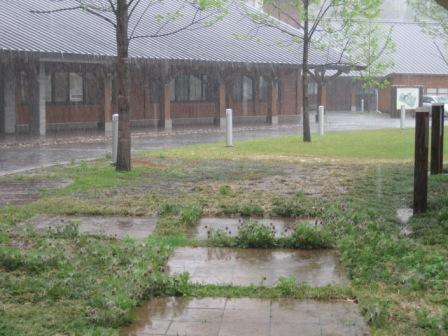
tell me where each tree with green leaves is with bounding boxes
[247,0,386,142]
[33,0,226,171]
[410,0,448,66]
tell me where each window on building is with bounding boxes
[150,80,162,103]
[259,76,269,102]
[307,81,318,95]
[54,72,69,103]
[171,74,215,102]
[233,75,254,102]
[427,88,438,95]
[438,88,448,95]
[69,72,83,102]
[49,71,98,104]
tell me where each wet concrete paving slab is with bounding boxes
[167,247,348,287]
[193,217,317,240]
[24,215,157,239]
[0,178,72,206]
[120,297,369,336]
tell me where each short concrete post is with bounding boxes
[318,105,325,136]
[414,110,430,214]
[226,108,233,147]
[361,99,365,113]
[400,105,406,129]
[112,114,119,164]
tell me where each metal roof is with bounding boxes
[0,0,346,67]
[386,22,448,75]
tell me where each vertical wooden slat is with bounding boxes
[414,110,430,214]
[431,104,444,175]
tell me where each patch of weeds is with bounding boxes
[415,308,448,333]
[236,220,275,248]
[271,195,319,218]
[276,276,298,296]
[219,185,232,196]
[47,221,80,239]
[156,203,202,235]
[207,229,236,247]
[359,299,391,329]
[220,202,264,217]
[279,223,333,249]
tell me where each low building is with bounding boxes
[0,0,347,136]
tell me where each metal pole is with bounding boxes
[431,104,444,175]
[226,108,233,147]
[400,105,406,129]
[414,110,430,214]
[361,99,365,113]
[318,105,325,136]
[112,114,119,164]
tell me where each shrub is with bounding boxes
[236,220,275,248]
[207,229,236,247]
[281,223,333,249]
[271,195,318,218]
[179,204,202,226]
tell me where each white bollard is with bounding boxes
[400,105,406,129]
[226,108,233,147]
[361,99,365,113]
[318,105,325,136]
[112,114,119,164]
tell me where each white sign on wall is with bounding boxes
[396,87,419,110]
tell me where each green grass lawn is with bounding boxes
[147,128,448,161]
[1,128,448,335]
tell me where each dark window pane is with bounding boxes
[190,75,202,101]
[259,76,269,102]
[150,80,162,103]
[175,75,189,101]
[54,72,68,103]
[85,72,99,104]
[242,76,253,102]
[233,77,243,101]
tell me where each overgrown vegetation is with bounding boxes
[207,220,333,249]
[1,130,448,335]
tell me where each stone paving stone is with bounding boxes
[0,179,72,206]
[120,298,370,336]
[193,217,317,240]
[167,247,348,287]
[24,215,157,239]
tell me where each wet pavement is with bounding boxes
[0,178,72,206]
[194,217,316,239]
[167,247,348,287]
[0,112,418,176]
[120,297,369,336]
[24,215,157,239]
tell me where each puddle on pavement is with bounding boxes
[0,179,72,206]
[167,247,348,287]
[120,297,369,336]
[396,208,413,236]
[25,215,157,239]
[193,217,318,240]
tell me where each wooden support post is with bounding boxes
[431,104,444,175]
[217,80,226,128]
[104,76,113,134]
[414,110,430,215]
[268,79,278,125]
[162,82,172,131]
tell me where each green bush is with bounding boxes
[271,195,318,218]
[207,229,236,247]
[179,204,202,226]
[281,223,333,249]
[236,220,275,248]
[220,202,264,217]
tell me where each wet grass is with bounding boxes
[1,129,448,335]
[145,127,448,162]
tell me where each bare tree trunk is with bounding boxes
[115,0,131,171]
[302,0,311,142]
